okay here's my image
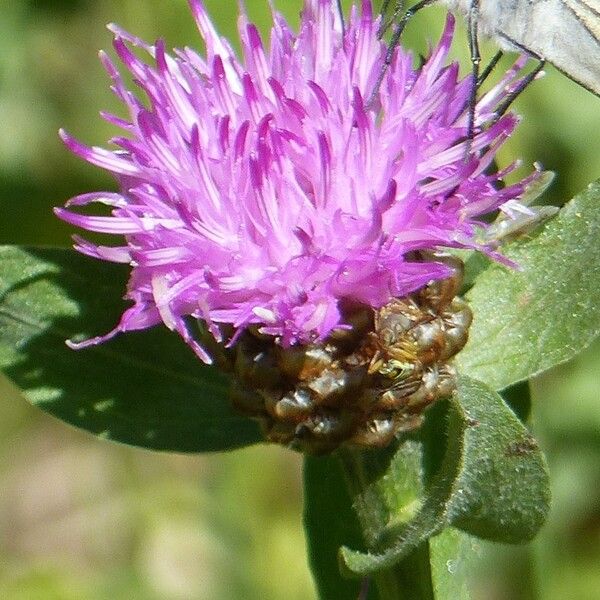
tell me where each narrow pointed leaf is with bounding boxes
[0,246,262,452]
[457,180,600,390]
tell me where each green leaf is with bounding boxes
[0,246,262,452]
[338,427,462,576]
[457,180,600,390]
[303,455,370,600]
[429,528,479,600]
[339,377,549,577]
[304,452,482,599]
[447,376,550,542]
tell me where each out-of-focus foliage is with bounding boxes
[0,247,262,453]
[1,1,599,598]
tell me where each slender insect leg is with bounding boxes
[478,50,503,85]
[488,31,546,120]
[379,0,406,38]
[467,0,481,143]
[380,0,393,18]
[368,0,437,108]
[494,60,545,120]
[336,0,345,37]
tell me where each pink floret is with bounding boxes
[57,0,537,362]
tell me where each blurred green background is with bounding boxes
[1,1,599,598]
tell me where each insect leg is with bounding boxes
[380,0,394,21]
[336,0,345,37]
[478,50,504,85]
[493,60,545,121]
[368,0,437,108]
[379,0,406,38]
[467,0,481,143]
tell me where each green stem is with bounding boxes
[336,445,435,600]
[336,445,391,548]
[373,543,435,600]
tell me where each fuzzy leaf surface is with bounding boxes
[339,377,549,576]
[457,180,600,390]
[429,528,480,599]
[447,377,550,542]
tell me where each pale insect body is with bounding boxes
[444,0,600,96]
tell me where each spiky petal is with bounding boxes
[57,0,537,362]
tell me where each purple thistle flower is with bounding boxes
[57,0,537,364]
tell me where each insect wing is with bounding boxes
[563,0,600,40]
[491,0,600,95]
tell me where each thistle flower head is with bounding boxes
[57,0,536,364]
